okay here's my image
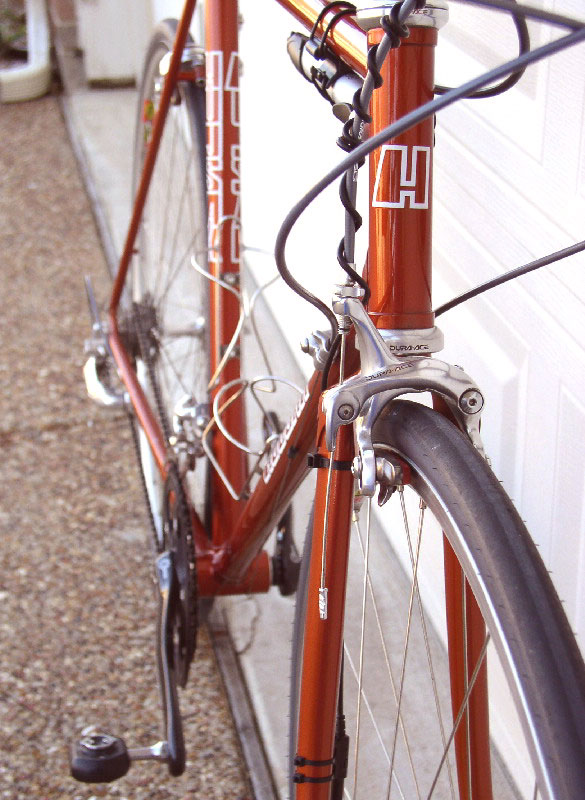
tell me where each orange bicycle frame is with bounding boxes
[108,0,368,597]
[107,0,487,796]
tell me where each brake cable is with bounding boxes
[275,1,585,331]
[434,240,585,317]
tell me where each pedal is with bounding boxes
[82,275,127,409]
[70,733,130,783]
[71,551,186,784]
[70,732,172,783]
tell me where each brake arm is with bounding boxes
[324,290,484,497]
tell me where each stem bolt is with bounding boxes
[459,389,484,414]
[338,403,354,421]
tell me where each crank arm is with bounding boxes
[70,552,186,784]
[155,550,186,776]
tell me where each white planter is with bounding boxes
[0,0,51,103]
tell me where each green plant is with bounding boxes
[0,2,26,59]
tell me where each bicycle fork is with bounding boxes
[292,277,491,797]
[293,421,355,794]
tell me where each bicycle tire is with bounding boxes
[290,400,585,799]
[131,19,209,547]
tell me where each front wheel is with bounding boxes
[290,400,585,799]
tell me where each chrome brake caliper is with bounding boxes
[324,285,485,497]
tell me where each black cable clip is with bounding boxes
[307,453,353,471]
[293,755,335,784]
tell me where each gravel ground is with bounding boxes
[0,95,251,799]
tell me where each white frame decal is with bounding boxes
[372,144,431,210]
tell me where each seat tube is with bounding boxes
[205,0,247,542]
[365,4,447,330]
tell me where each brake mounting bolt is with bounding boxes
[338,403,354,420]
[459,389,484,414]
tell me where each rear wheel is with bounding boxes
[131,20,209,547]
[290,400,585,799]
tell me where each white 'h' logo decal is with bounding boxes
[372,145,431,209]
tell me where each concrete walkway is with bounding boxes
[0,94,251,799]
[45,3,306,794]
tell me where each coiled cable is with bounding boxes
[336,3,414,303]
[275,3,585,341]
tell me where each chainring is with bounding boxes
[162,463,198,688]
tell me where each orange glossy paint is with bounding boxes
[198,549,271,596]
[444,540,493,800]
[221,370,322,583]
[294,419,355,797]
[108,0,198,479]
[274,0,367,75]
[205,0,248,547]
[219,340,359,585]
[366,26,437,330]
[434,396,492,799]
[105,2,497,796]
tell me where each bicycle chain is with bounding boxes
[128,300,170,553]
[129,300,199,681]
[133,300,172,443]
[126,409,159,552]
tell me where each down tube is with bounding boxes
[293,422,355,796]
[220,370,323,583]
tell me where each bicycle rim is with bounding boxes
[131,20,209,545]
[290,400,585,800]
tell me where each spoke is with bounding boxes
[343,645,407,800]
[152,118,197,306]
[462,576,472,800]
[389,493,457,799]
[352,512,419,797]
[159,293,205,314]
[156,230,202,312]
[402,500,456,800]
[352,498,372,798]
[159,231,200,308]
[154,111,180,300]
[163,325,203,338]
[158,338,198,398]
[385,489,425,800]
[162,142,197,298]
[426,633,491,800]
